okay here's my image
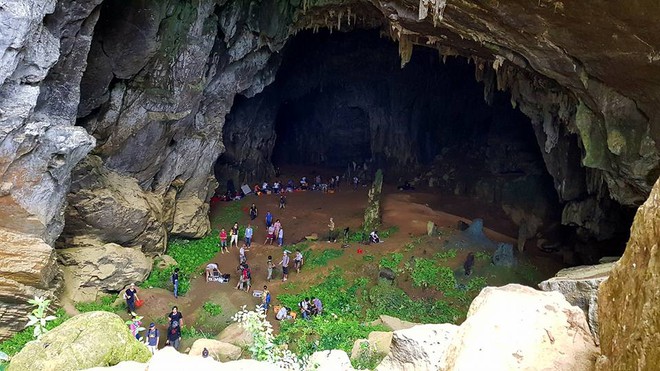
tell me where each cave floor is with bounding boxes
[133,175,565,350]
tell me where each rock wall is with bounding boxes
[597,178,660,371]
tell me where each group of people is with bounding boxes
[275,296,323,321]
[125,305,184,354]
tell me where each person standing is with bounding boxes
[123,283,139,314]
[265,224,275,245]
[239,244,248,264]
[273,219,282,238]
[245,224,253,247]
[167,306,183,351]
[353,176,359,190]
[279,250,290,282]
[262,285,271,313]
[278,227,284,247]
[230,222,239,248]
[249,203,258,220]
[279,194,286,209]
[265,211,273,227]
[294,250,304,273]
[146,323,159,354]
[171,268,179,298]
[219,228,228,253]
[328,217,335,243]
[267,255,274,281]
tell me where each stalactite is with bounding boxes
[419,0,448,26]
[399,35,413,68]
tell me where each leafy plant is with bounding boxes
[474,251,491,261]
[467,276,487,292]
[379,226,399,239]
[434,249,458,260]
[75,294,120,313]
[410,258,457,292]
[306,249,344,268]
[379,253,403,272]
[181,326,210,339]
[26,297,57,339]
[0,309,69,357]
[203,301,223,316]
[362,255,374,262]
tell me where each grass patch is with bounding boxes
[75,294,120,313]
[378,253,403,272]
[362,255,375,262]
[306,249,344,268]
[379,226,399,238]
[202,302,222,316]
[411,258,457,291]
[181,326,211,339]
[212,201,245,230]
[434,249,458,260]
[141,235,218,296]
[0,309,69,357]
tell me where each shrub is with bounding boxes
[202,302,222,316]
[75,294,120,313]
[0,308,69,357]
[379,253,403,272]
[411,258,457,292]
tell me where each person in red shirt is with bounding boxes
[219,228,228,253]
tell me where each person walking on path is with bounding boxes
[262,286,271,313]
[249,203,258,220]
[123,283,139,314]
[171,268,179,298]
[279,250,290,282]
[230,222,239,248]
[146,323,159,354]
[219,228,228,253]
[167,306,183,351]
[265,211,273,227]
[245,224,253,247]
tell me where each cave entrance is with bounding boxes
[217,28,580,259]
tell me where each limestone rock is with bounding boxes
[442,284,598,371]
[370,315,419,331]
[58,243,152,302]
[8,311,150,371]
[0,229,60,340]
[368,331,393,355]
[597,178,660,371]
[350,339,370,360]
[188,339,242,362]
[539,262,614,343]
[305,233,319,241]
[426,221,437,236]
[378,268,396,282]
[375,324,458,371]
[216,322,254,347]
[155,255,178,270]
[170,196,211,238]
[82,346,275,371]
[309,350,355,371]
[60,156,167,255]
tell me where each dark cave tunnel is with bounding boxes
[215,29,632,261]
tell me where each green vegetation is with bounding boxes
[403,236,422,251]
[434,249,458,260]
[467,276,488,292]
[351,344,386,370]
[362,254,375,262]
[141,235,218,296]
[212,201,245,231]
[75,294,120,313]
[181,326,211,339]
[379,226,399,238]
[306,249,344,268]
[202,301,223,316]
[474,251,491,261]
[378,253,403,272]
[0,309,69,357]
[410,258,457,291]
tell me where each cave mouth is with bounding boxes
[217,28,576,257]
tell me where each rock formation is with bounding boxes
[1,0,660,340]
[597,178,660,371]
[7,311,151,371]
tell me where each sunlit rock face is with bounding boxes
[1,0,659,340]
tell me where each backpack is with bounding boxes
[242,268,251,280]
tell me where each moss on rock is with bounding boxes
[8,311,150,371]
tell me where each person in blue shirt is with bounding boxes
[146,323,159,354]
[245,224,253,247]
[265,211,273,227]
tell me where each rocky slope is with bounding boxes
[1,0,660,339]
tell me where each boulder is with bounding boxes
[8,311,151,371]
[375,324,458,371]
[216,323,253,347]
[305,233,319,241]
[155,255,178,270]
[378,268,396,282]
[367,331,393,354]
[58,243,152,302]
[371,315,419,331]
[442,284,598,371]
[597,178,660,371]
[170,196,210,238]
[188,339,242,362]
[426,221,437,236]
[539,262,614,343]
[82,346,274,371]
[350,339,371,360]
[0,229,60,340]
[491,243,516,267]
[309,350,354,371]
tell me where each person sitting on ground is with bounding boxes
[253,184,261,195]
[294,250,304,273]
[369,230,381,244]
[299,297,311,320]
[312,297,323,315]
[262,181,269,193]
[300,177,308,190]
[276,306,292,321]
[249,203,258,220]
[273,181,280,194]
[206,262,219,281]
